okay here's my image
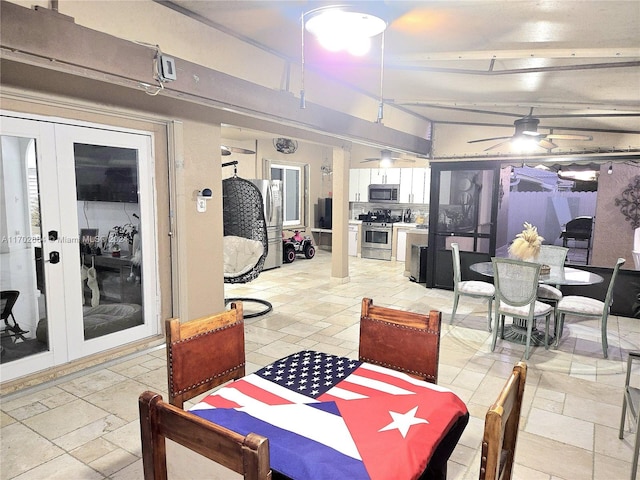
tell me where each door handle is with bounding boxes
[48,251,60,264]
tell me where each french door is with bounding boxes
[0,113,158,382]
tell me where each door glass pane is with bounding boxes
[0,135,49,363]
[435,169,495,253]
[74,143,143,340]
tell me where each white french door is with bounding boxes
[0,113,159,382]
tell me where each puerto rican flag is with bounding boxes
[190,350,467,480]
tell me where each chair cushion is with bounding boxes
[223,236,264,278]
[558,295,605,315]
[537,284,562,301]
[499,300,552,317]
[459,281,495,297]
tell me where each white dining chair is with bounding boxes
[554,258,625,359]
[492,258,553,360]
[535,245,569,324]
[450,243,495,330]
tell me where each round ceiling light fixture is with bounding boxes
[304,6,387,56]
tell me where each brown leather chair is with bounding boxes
[359,297,441,384]
[479,361,528,480]
[139,391,271,480]
[166,302,246,408]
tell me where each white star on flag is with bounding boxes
[378,406,429,438]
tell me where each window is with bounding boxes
[271,163,304,227]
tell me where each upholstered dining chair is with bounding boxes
[359,297,442,384]
[450,243,494,331]
[619,351,640,480]
[479,361,527,480]
[554,257,625,359]
[535,245,568,322]
[492,258,553,360]
[166,302,246,408]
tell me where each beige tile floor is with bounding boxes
[1,249,639,480]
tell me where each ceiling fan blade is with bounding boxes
[468,136,511,144]
[545,133,593,141]
[538,139,558,150]
[483,140,513,151]
[221,145,256,155]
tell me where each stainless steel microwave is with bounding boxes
[368,184,399,203]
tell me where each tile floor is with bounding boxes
[1,249,639,480]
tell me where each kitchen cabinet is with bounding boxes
[369,167,400,185]
[349,169,370,202]
[348,223,359,256]
[399,167,430,204]
[394,225,415,262]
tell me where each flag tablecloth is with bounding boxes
[190,350,468,480]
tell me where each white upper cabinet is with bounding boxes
[350,167,430,204]
[399,167,431,204]
[349,169,370,202]
[369,167,400,185]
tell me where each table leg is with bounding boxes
[503,317,553,346]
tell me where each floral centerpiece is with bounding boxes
[508,222,544,261]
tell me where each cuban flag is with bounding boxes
[191,351,467,480]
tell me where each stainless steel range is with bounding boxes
[360,210,401,261]
[361,221,394,260]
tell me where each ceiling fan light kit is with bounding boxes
[468,111,594,152]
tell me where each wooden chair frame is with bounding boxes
[139,391,271,480]
[166,302,246,408]
[479,361,527,480]
[359,297,441,383]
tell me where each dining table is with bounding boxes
[188,349,469,480]
[469,261,604,345]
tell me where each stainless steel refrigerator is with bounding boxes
[249,179,283,270]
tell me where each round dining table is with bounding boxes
[469,261,604,346]
[469,262,604,287]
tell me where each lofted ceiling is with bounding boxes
[158,0,640,158]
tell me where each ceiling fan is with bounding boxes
[468,115,593,152]
[361,149,415,166]
[220,145,256,156]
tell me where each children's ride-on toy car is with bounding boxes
[283,231,315,263]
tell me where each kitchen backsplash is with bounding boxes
[350,202,429,223]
